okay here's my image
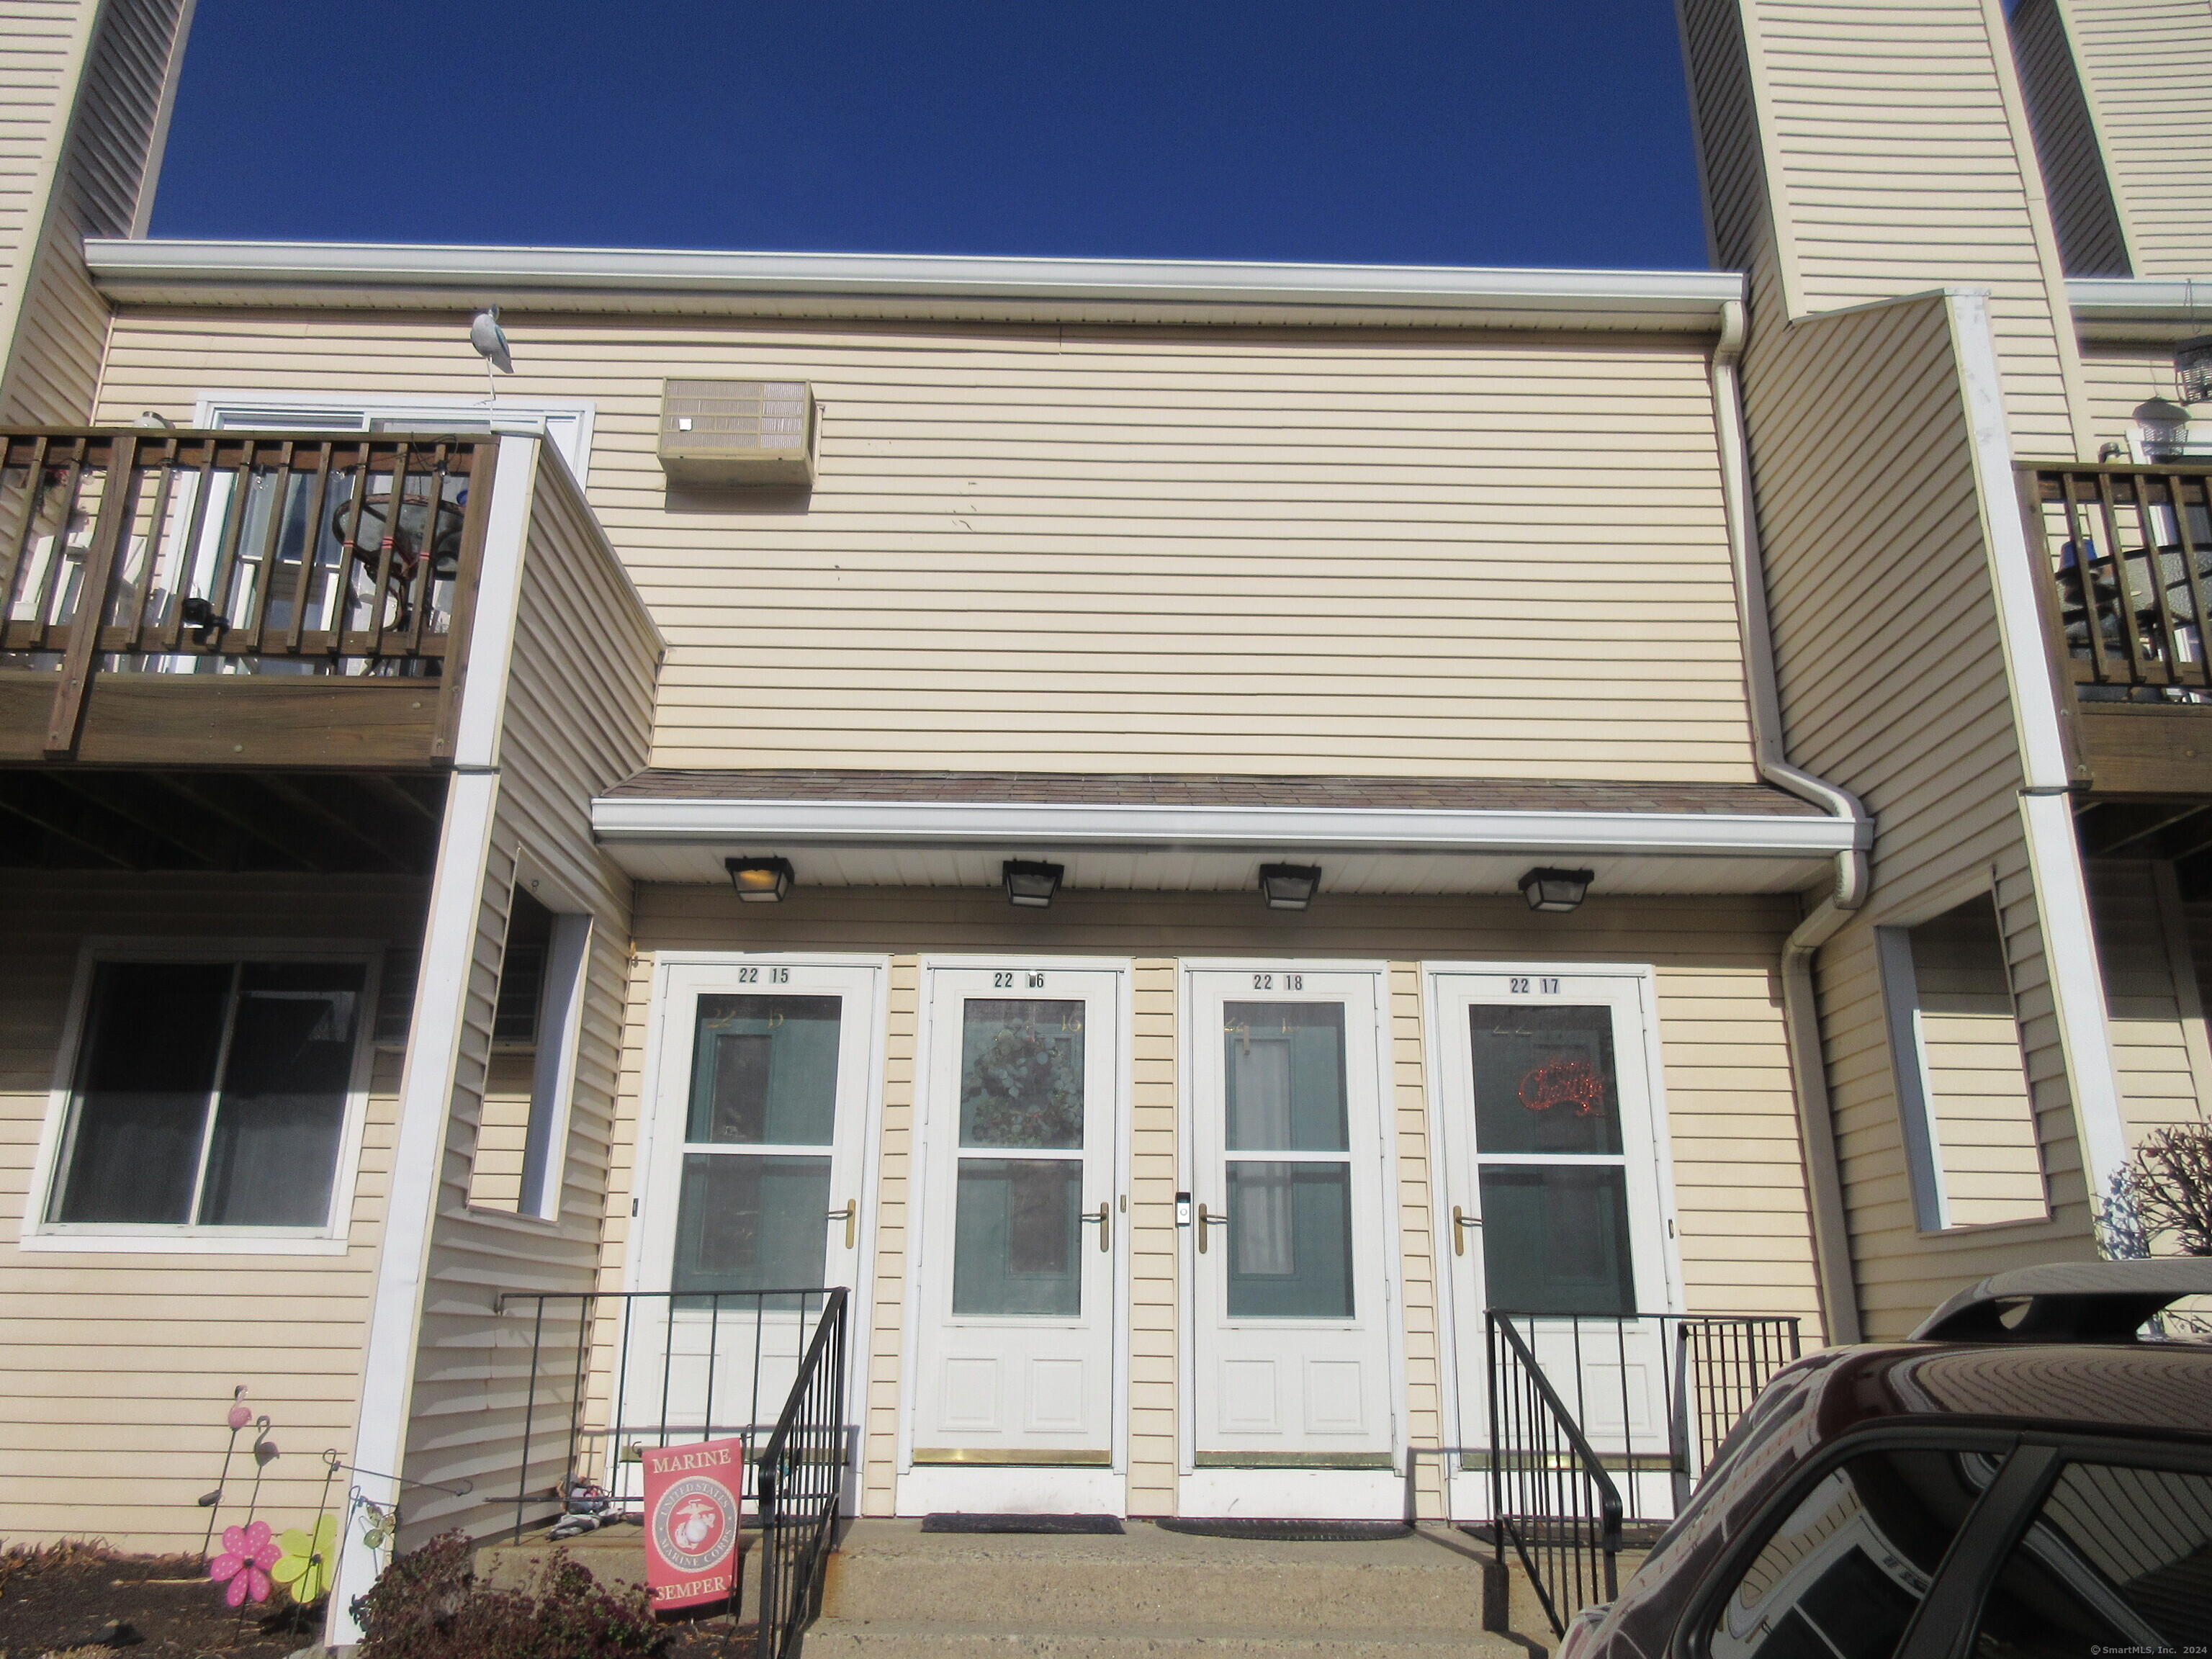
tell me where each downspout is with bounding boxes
[1712,299,1869,1343]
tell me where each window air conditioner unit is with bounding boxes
[659,379,815,485]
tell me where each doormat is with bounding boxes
[921,1514,1125,1534]
[1157,1519,1413,1542]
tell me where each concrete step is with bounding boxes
[801,1624,1531,1659]
[477,1519,1560,1653]
[819,1522,1502,1637]
[475,1519,763,1611]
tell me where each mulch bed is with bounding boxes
[0,1544,752,1659]
[0,1544,320,1659]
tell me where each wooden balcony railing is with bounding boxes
[2020,461,2212,794]
[2021,462,2212,697]
[0,431,499,762]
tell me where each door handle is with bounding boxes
[1452,1205,1479,1256]
[828,1200,856,1249]
[1078,1200,1111,1252]
[1195,1202,1228,1253]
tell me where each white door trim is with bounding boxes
[895,955,1136,1509]
[620,950,890,1500]
[1174,958,1406,1499]
[1421,960,1684,1467]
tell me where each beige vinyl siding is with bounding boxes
[0,870,427,1548]
[1701,0,2090,459]
[608,886,1826,1514]
[394,448,660,1545]
[0,1,96,415]
[1907,898,2049,1226]
[464,1053,536,1210]
[2079,342,2196,447]
[2010,0,2134,276]
[2056,0,2212,276]
[2090,860,2212,1141]
[1679,0,1773,276]
[1736,289,2095,1336]
[96,313,1762,783]
[0,0,186,422]
[1388,961,1444,1517]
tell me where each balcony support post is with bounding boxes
[42,434,136,758]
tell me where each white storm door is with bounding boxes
[910,965,1122,1467]
[1431,968,1678,1519]
[1187,967,1395,1470]
[624,959,878,1487]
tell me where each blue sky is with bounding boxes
[150,1,1709,271]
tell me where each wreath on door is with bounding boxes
[1518,1056,1606,1118]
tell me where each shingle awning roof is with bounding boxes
[589,770,1857,897]
[601,769,1825,817]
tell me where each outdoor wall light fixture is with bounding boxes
[1003,859,1064,908]
[2177,334,2212,405]
[1258,863,1321,911]
[1519,867,1595,913]
[725,856,793,902]
[2136,395,2193,456]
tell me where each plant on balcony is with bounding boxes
[352,1532,666,1659]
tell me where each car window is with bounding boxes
[1968,1460,2212,1654]
[1707,1449,1994,1659]
[1636,1372,1820,1575]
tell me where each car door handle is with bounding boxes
[828,1200,856,1249]
[1078,1201,1111,1251]
[1452,1205,1480,1256]
[1195,1202,1228,1252]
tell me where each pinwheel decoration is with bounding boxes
[271,1514,338,1605]
[208,1520,279,1606]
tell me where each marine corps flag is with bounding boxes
[641,1437,745,1614]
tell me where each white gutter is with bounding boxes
[587,795,1864,858]
[1949,289,2131,1244]
[2067,276,2211,319]
[1709,297,1871,1343]
[2066,277,2212,342]
[84,238,1745,326]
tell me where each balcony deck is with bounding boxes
[0,429,499,770]
[2021,460,2212,797]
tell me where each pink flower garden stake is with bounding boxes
[209,1520,279,1606]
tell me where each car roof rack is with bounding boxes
[1912,1259,2212,1344]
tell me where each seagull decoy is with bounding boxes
[469,307,513,374]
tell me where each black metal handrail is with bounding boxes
[498,1287,837,1541]
[1484,1310,1804,1636]
[755,1286,849,1659]
[1487,1313,1625,1638]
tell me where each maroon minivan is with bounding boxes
[1557,1261,2212,1659]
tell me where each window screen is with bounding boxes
[51,958,367,1228]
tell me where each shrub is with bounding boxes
[2126,1124,2212,1258]
[352,1532,665,1659]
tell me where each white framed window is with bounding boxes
[25,941,381,1252]
[192,392,595,477]
[469,884,591,1221]
[1876,891,2049,1232]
